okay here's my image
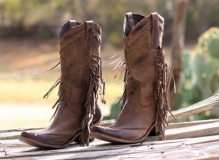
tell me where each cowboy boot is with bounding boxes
[19,20,105,148]
[91,12,172,143]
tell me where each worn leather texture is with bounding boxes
[92,12,170,142]
[20,20,103,148]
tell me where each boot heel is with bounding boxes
[148,127,160,136]
[74,137,95,143]
[74,120,102,144]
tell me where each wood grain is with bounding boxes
[1,135,219,159]
[169,93,219,120]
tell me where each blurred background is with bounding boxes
[0,0,219,130]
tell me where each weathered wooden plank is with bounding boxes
[1,133,219,156]
[0,128,42,133]
[2,119,218,150]
[166,121,219,140]
[0,130,41,140]
[1,135,219,159]
[0,95,219,159]
[30,142,219,160]
[169,93,219,120]
[167,119,219,129]
[142,121,219,142]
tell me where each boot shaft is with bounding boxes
[59,21,102,109]
[124,12,164,48]
[123,12,164,80]
[123,12,165,107]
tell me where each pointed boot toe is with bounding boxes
[20,131,29,138]
[91,126,124,143]
[92,126,122,138]
[20,131,38,141]
[19,131,52,148]
[20,131,41,140]
[19,128,83,149]
[92,123,155,143]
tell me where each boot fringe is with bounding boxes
[115,68,128,110]
[80,54,105,146]
[110,51,128,109]
[43,78,60,99]
[155,47,174,140]
[43,78,61,122]
[43,25,105,146]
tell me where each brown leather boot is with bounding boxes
[91,12,172,143]
[19,20,105,148]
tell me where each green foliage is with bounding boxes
[2,0,219,45]
[197,27,219,59]
[0,0,75,38]
[186,0,219,40]
[0,0,174,44]
[191,27,219,98]
[174,27,219,120]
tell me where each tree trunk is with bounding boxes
[170,0,188,108]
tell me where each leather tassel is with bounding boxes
[155,47,173,140]
[80,54,105,146]
[80,28,105,145]
[43,78,60,99]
